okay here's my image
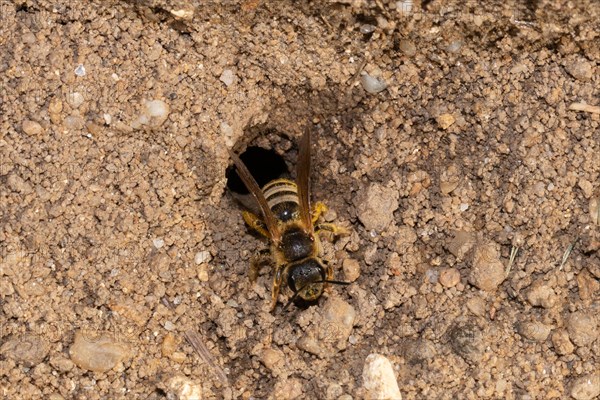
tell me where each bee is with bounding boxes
[228,127,348,310]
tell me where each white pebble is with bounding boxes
[219,69,235,86]
[194,251,212,264]
[164,320,175,331]
[360,24,376,34]
[145,100,168,118]
[360,73,388,94]
[66,92,84,108]
[74,64,86,76]
[362,354,402,400]
[459,203,469,211]
[103,113,112,125]
[153,238,165,249]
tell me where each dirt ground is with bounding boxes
[1,0,599,399]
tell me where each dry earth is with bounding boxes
[0,0,599,399]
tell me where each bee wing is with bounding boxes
[296,126,313,235]
[228,149,282,244]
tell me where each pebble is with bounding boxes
[446,231,475,259]
[64,115,85,130]
[342,258,361,282]
[589,197,599,225]
[167,375,203,400]
[153,238,165,248]
[0,334,49,367]
[145,100,169,124]
[69,331,131,372]
[360,24,376,34]
[194,250,212,264]
[22,119,43,135]
[436,113,455,130]
[49,357,74,372]
[297,297,356,357]
[66,91,84,108]
[439,267,461,287]
[577,269,599,302]
[219,69,236,86]
[362,354,402,400]
[551,329,574,355]
[355,183,399,232]
[525,280,558,308]
[360,73,388,94]
[260,348,285,376]
[439,164,461,195]
[566,311,597,347]
[565,57,593,81]
[74,64,86,76]
[468,241,505,291]
[398,39,416,57]
[570,373,600,400]
[518,321,552,342]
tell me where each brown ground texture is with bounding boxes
[1,0,599,399]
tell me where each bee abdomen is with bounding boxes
[262,179,299,221]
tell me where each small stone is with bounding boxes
[135,99,170,128]
[161,332,178,357]
[48,98,63,124]
[260,348,285,375]
[360,24,376,34]
[526,280,558,308]
[22,120,43,135]
[153,238,165,248]
[518,321,552,342]
[49,357,74,372]
[360,73,388,94]
[398,39,416,57]
[565,57,593,81]
[436,113,455,130]
[468,242,505,291]
[577,269,599,302]
[570,373,600,400]
[465,297,486,316]
[297,298,356,357]
[446,231,476,259]
[439,268,460,288]
[342,258,361,282]
[355,183,399,232]
[167,375,203,400]
[0,335,49,367]
[273,378,303,400]
[551,329,574,355]
[439,164,461,195]
[66,92,84,108]
[566,311,597,347]
[219,69,236,86]
[69,331,131,373]
[170,352,187,363]
[74,64,86,76]
[198,263,209,282]
[194,250,212,264]
[590,197,599,225]
[578,178,594,198]
[64,115,84,130]
[362,354,402,400]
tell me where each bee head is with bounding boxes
[287,258,326,302]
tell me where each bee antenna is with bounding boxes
[321,280,351,286]
[282,290,303,312]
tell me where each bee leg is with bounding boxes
[324,259,334,281]
[249,249,271,283]
[270,265,285,311]
[315,223,349,238]
[311,201,328,223]
[242,211,271,238]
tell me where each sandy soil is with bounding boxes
[1,0,599,399]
